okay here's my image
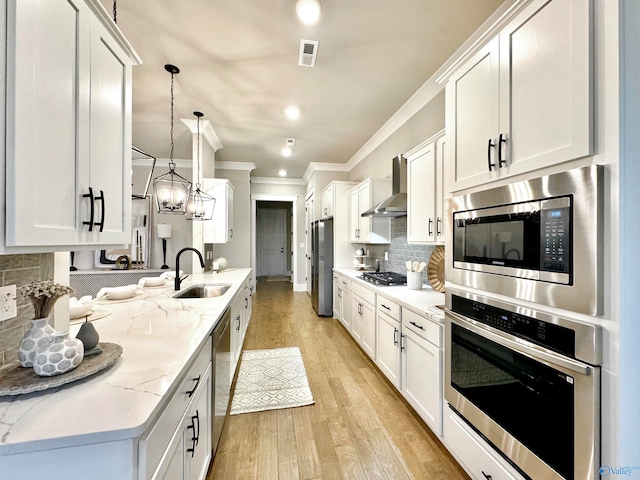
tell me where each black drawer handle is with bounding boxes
[409,320,424,330]
[83,187,95,231]
[400,334,406,351]
[186,375,201,398]
[498,133,507,167]
[393,328,398,346]
[428,218,433,236]
[381,304,391,311]
[94,189,105,232]
[236,316,241,331]
[482,471,493,480]
[487,138,496,171]
[436,217,442,236]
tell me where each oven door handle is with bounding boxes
[446,311,594,376]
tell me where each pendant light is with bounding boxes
[154,64,192,215]
[186,112,216,220]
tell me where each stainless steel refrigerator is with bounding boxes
[311,218,333,316]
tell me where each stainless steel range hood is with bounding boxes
[361,154,407,217]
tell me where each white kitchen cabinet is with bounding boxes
[444,409,526,480]
[340,278,352,332]
[375,297,401,389]
[3,0,140,251]
[401,308,442,436]
[203,179,235,243]
[185,365,212,480]
[446,0,591,192]
[348,178,391,244]
[332,273,342,319]
[351,283,376,360]
[321,183,334,218]
[406,131,446,244]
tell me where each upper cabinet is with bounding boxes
[348,178,391,244]
[3,0,141,252]
[203,179,234,243]
[407,131,446,244]
[446,0,591,192]
[321,184,334,218]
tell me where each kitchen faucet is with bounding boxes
[174,247,205,290]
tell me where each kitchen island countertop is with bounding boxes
[0,268,252,457]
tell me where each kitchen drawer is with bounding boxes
[340,276,352,291]
[402,308,441,347]
[377,295,400,321]
[138,337,212,480]
[333,272,341,283]
[444,408,525,480]
[352,282,375,306]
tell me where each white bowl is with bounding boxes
[97,285,139,300]
[70,303,93,319]
[139,277,165,287]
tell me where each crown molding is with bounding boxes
[302,162,350,183]
[251,176,306,185]
[180,118,223,151]
[215,161,256,172]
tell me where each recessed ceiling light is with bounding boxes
[296,0,321,25]
[279,169,287,177]
[284,105,301,120]
[281,147,292,157]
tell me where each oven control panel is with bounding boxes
[540,197,571,274]
[451,295,575,357]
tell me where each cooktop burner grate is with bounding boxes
[359,271,407,286]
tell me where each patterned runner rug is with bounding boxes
[230,346,314,415]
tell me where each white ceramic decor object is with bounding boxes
[96,285,141,300]
[69,296,93,319]
[138,277,166,287]
[33,331,84,376]
[18,317,56,367]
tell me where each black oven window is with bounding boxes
[451,324,574,480]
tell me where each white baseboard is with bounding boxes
[293,283,307,292]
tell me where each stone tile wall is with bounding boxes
[365,216,436,284]
[0,253,55,366]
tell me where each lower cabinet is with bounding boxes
[351,292,376,360]
[333,274,342,319]
[139,339,212,480]
[375,309,401,389]
[341,284,352,331]
[444,408,526,480]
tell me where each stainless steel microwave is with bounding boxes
[446,165,603,316]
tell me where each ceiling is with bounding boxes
[103,0,504,178]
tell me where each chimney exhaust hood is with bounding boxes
[361,154,407,217]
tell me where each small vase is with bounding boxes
[18,317,56,367]
[33,331,84,377]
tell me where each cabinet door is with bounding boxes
[5,0,91,247]
[333,281,341,319]
[230,311,242,382]
[351,296,363,344]
[407,143,436,243]
[357,183,371,242]
[376,311,401,389]
[499,0,591,177]
[447,37,500,192]
[435,136,446,243]
[349,188,360,243]
[227,184,234,241]
[401,328,442,435]
[360,300,376,360]
[321,185,334,218]
[185,366,212,480]
[157,425,186,480]
[89,15,132,245]
[341,287,352,332]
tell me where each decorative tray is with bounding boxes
[427,245,445,293]
[0,342,123,396]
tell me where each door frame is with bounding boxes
[257,207,287,277]
[251,194,300,290]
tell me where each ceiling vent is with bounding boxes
[298,40,319,67]
[286,138,296,146]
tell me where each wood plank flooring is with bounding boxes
[207,279,469,480]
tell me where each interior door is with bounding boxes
[258,209,286,276]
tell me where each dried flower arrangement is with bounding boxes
[18,280,75,319]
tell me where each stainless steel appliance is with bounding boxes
[447,165,603,315]
[212,307,231,454]
[359,271,407,286]
[361,154,407,217]
[445,287,601,480]
[311,218,334,316]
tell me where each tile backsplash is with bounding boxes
[365,216,437,284]
[0,253,55,367]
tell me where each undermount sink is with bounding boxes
[173,283,231,299]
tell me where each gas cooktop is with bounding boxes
[359,271,407,286]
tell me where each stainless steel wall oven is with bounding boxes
[447,165,603,316]
[445,288,601,480]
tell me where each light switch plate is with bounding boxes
[0,285,17,321]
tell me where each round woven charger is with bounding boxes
[427,246,445,293]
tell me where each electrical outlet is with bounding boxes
[384,251,389,261]
[0,285,17,321]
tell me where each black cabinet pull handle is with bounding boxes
[482,471,493,480]
[192,409,200,446]
[230,228,233,238]
[393,328,398,346]
[498,133,507,167]
[83,187,95,231]
[236,316,241,331]
[409,320,424,330]
[186,375,201,397]
[487,139,496,171]
[400,334,406,351]
[186,420,196,457]
[381,304,391,311]
[94,189,105,232]
[428,218,433,236]
[436,217,442,236]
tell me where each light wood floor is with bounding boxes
[207,279,469,480]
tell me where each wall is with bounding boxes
[213,169,252,268]
[349,91,445,182]
[0,253,54,366]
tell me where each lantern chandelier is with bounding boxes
[185,112,216,221]
[153,64,192,215]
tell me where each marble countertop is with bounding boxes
[0,268,252,456]
[334,268,445,322]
